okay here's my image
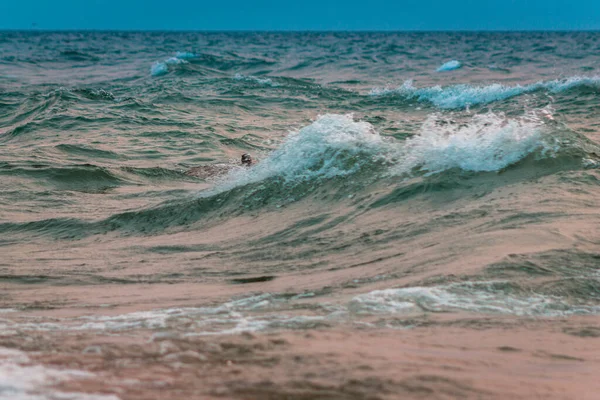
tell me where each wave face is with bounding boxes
[2,32,600,397]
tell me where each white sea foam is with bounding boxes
[0,294,327,336]
[371,76,600,109]
[233,73,277,87]
[391,111,553,175]
[436,60,461,72]
[3,281,598,338]
[150,52,191,76]
[150,62,168,77]
[0,348,119,400]
[174,51,197,59]
[210,111,555,194]
[350,282,600,317]
[211,114,385,193]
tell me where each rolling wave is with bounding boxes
[371,76,600,109]
[1,111,597,239]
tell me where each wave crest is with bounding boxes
[371,76,600,109]
[213,114,384,193]
[392,111,554,175]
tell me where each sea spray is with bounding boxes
[391,111,552,175]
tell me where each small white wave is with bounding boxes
[150,62,168,77]
[175,51,197,59]
[233,73,277,87]
[350,282,600,317]
[371,76,600,109]
[150,53,191,76]
[0,347,119,400]
[436,60,461,72]
[164,57,187,66]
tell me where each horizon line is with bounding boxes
[1,28,600,33]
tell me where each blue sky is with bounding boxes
[1,0,599,30]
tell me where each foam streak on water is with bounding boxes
[0,348,119,400]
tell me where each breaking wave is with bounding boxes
[391,110,557,175]
[150,51,194,76]
[371,76,600,109]
[213,110,573,194]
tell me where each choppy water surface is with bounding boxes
[1,32,600,399]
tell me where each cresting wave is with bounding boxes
[370,76,600,109]
[0,112,596,239]
[213,110,573,193]
[150,51,198,76]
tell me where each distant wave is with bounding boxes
[233,73,277,87]
[370,76,600,109]
[436,60,461,72]
[174,52,198,59]
[150,52,193,77]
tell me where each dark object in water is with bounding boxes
[186,154,254,178]
[229,276,276,284]
[241,153,253,166]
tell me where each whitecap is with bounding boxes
[210,114,385,194]
[350,282,600,317]
[175,51,197,59]
[150,53,190,76]
[390,110,554,175]
[371,76,600,109]
[233,73,277,87]
[150,62,168,77]
[436,60,462,72]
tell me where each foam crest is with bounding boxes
[392,111,552,175]
[150,52,191,76]
[213,114,384,191]
[371,76,600,109]
[351,282,600,317]
[208,111,561,196]
[436,60,461,72]
[233,73,277,87]
[175,51,197,59]
[150,62,168,77]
